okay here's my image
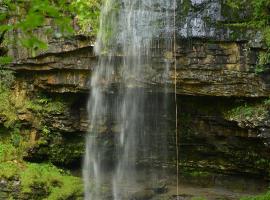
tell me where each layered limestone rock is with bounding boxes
[10,38,269,97]
[3,0,270,179]
[7,0,268,97]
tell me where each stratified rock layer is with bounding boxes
[3,0,270,179]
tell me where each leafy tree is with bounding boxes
[71,0,102,35]
[0,0,74,55]
[0,0,102,60]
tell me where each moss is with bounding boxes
[0,161,83,199]
[264,27,270,47]
[48,141,85,165]
[0,87,19,128]
[70,0,102,36]
[20,163,83,199]
[0,143,18,162]
[255,51,270,74]
[25,95,66,115]
[0,75,66,131]
[0,162,21,179]
[189,171,211,178]
[240,191,270,200]
[191,198,207,200]
[224,99,270,122]
[225,0,270,45]
[0,56,12,65]
[181,0,192,17]
[0,82,69,161]
[254,158,270,169]
[0,84,81,166]
[31,130,85,165]
[181,167,211,179]
[0,128,31,161]
[0,133,83,199]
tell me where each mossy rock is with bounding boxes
[30,132,85,166]
[0,162,83,200]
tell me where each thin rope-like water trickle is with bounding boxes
[83,1,177,199]
[174,0,179,199]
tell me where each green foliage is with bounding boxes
[263,27,270,47]
[180,0,192,17]
[47,135,85,164]
[226,0,270,38]
[0,72,65,131]
[191,198,207,200]
[1,87,64,123]
[0,142,17,162]
[254,158,270,168]
[240,191,270,200]
[0,120,83,199]
[224,99,270,122]
[0,56,12,65]
[226,0,270,73]
[0,0,102,56]
[189,171,210,178]
[226,0,270,26]
[0,0,75,55]
[25,95,66,115]
[0,128,29,163]
[20,37,48,54]
[181,168,211,179]
[0,161,83,199]
[0,162,20,179]
[0,70,67,159]
[71,0,102,36]
[20,163,83,199]
[225,104,265,121]
[255,51,270,74]
[0,67,14,88]
[0,87,18,128]
[255,64,266,74]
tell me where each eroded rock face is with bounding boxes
[22,92,270,178]
[4,0,270,178]
[172,40,269,97]
[7,0,267,97]
[10,38,269,97]
[11,45,96,93]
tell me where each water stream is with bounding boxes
[83,0,175,199]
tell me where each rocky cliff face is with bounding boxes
[4,0,270,180]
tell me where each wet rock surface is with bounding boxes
[10,38,269,97]
[7,2,268,97]
[2,0,270,197]
[8,32,270,178]
[18,93,270,179]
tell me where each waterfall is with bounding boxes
[83,1,176,199]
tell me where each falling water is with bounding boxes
[83,0,176,199]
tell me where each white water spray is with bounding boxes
[83,1,176,199]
